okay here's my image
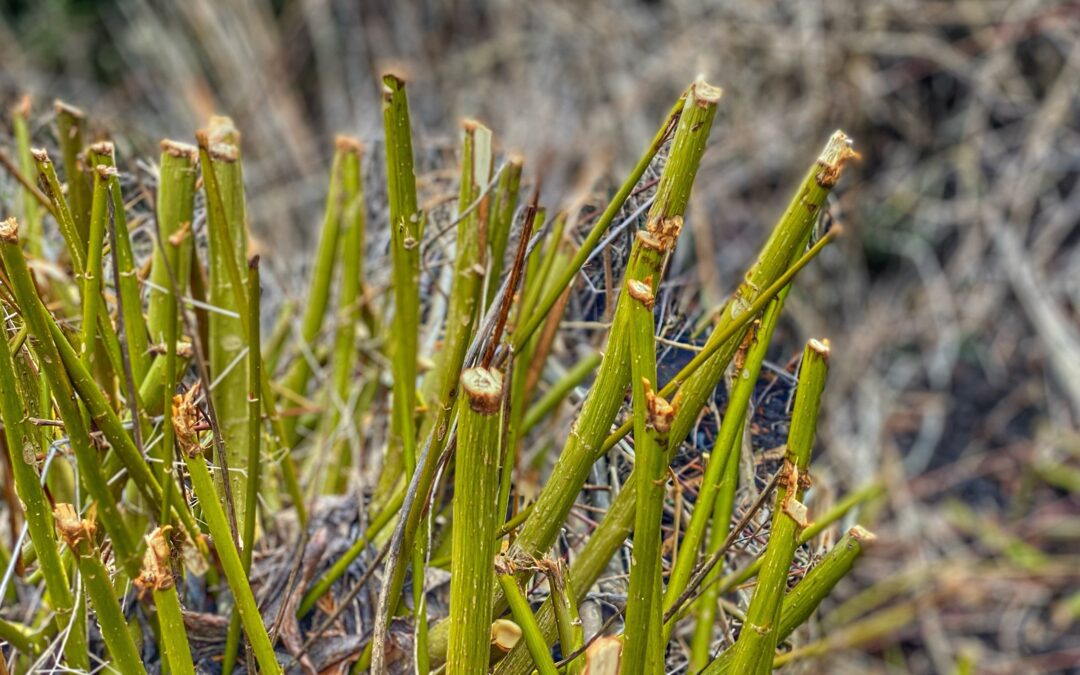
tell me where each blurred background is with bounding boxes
[1,0,1078,672]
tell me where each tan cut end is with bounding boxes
[815,131,860,188]
[490,619,522,653]
[849,525,877,543]
[206,115,241,147]
[136,526,175,593]
[172,383,205,457]
[643,379,676,434]
[53,99,85,119]
[585,636,622,675]
[88,141,115,161]
[160,139,198,161]
[11,94,30,119]
[645,214,684,250]
[461,367,504,414]
[626,279,655,309]
[809,337,831,360]
[196,129,239,163]
[635,230,664,253]
[690,76,724,107]
[30,147,50,163]
[507,152,525,169]
[53,503,96,550]
[335,135,364,156]
[0,217,19,243]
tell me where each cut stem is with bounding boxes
[622,278,671,674]
[447,368,504,673]
[725,338,830,675]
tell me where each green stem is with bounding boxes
[147,141,198,350]
[281,138,360,447]
[54,504,147,675]
[0,218,141,577]
[622,277,671,674]
[140,527,196,675]
[726,339,830,675]
[0,314,87,668]
[547,561,584,675]
[447,368,504,672]
[323,140,366,494]
[486,155,523,307]
[702,526,876,674]
[182,449,281,674]
[497,567,559,675]
[53,101,91,243]
[197,125,307,527]
[665,290,789,616]
[11,96,43,258]
[31,148,85,275]
[383,73,422,478]
[508,76,720,578]
[489,234,837,675]
[94,145,151,384]
[223,256,265,675]
[80,165,109,370]
[200,122,250,529]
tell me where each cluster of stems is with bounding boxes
[0,73,871,675]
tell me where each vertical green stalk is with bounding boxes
[222,257,265,675]
[196,127,306,524]
[53,504,147,675]
[0,318,87,669]
[93,143,151,384]
[137,527,195,675]
[281,138,358,446]
[546,560,584,675]
[147,141,198,349]
[688,412,742,672]
[201,120,251,526]
[382,73,421,477]
[507,77,720,573]
[179,438,281,674]
[622,278,672,674]
[496,564,559,675]
[147,142,197,490]
[726,339,829,675]
[31,148,85,275]
[666,289,789,615]
[80,165,110,370]
[702,526,875,675]
[485,155,523,307]
[421,120,492,416]
[323,140,366,494]
[53,100,91,243]
[447,368,504,673]
[0,218,140,577]
[11,96,43,258]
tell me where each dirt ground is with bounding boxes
[1,1,1078,673]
